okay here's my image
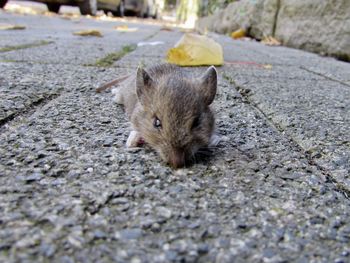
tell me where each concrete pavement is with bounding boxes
[1,6,350,263]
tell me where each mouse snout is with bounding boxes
[168,148,185,168]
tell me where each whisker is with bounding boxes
[191,154,197,164]
[198,147,214,153]
[207,145,220,149]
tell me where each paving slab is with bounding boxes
[115,29,184,69]
[0,11,161,65]
[220,36,350,190]
[1,7,350,263]
[233,73,349,187]
[1,60,350,262]
[0,11,160,125]
[303,60,350,86]
[220,34,350,75]
[0,62,130,128]
[237,39,350,85]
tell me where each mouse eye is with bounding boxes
[191,115,201,129]
[153,116,162,129]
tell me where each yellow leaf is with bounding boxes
[263,64,273,69]
[73,30,103,37]
[114,25,138,32]
[261,36,281,46]
[166,33,223,66]
[231,28,246,39]
[0,24,26,30]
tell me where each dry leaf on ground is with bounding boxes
[73,29,103,37]
[231,28,246,39]
[61,14,81,20]
[261,36,281,46]
[263,64,273,69]
[0,24,26,30]
[114,25,138,32]
[166,33,223,66]
[160,26,173,31]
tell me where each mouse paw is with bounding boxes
[209,134,221,147]
[112,88,123,104]
[126,131,144,148]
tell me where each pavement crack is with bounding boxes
[301,66,350,87]
[0,40,54,53]
[0,91,62,133]
[85,44,137,67]
[223,73,350,200]
[143,29,161,41]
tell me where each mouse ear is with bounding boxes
[200,66,217,105]
[136,67,154,105]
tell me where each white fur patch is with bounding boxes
[112,88,123,104]
[126,130,141,148]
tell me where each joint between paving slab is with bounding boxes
[85,44,138,67]
[0,40,54,53]
[143,29,161,41]
[84,29,161,68]
[0,60,56,65]
[223,74,350,199]
[301,66,350,88]
[0,92,63,134]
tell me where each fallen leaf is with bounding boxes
[73,29,102,37]
[263,64,273,69]
[231,28,246,39]
[61,14,81,20]
[0,24,26,30]
[261,36,281,46]
[166,33,223,66]
[160,26,173,31]
[114,25,138,32]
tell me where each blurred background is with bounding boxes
[1,0,349,61]
[0,0,234,27]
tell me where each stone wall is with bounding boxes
[196,0,350,61]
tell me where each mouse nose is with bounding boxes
[169,148,185,168]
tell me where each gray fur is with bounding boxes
[115,63,217,168]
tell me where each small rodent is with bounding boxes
[109,63,219,168]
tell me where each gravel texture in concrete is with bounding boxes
[1,7,350,263]
[220,35,350,190]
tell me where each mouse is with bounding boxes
[103,63,220,168]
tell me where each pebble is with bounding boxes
[156,207,172,220]
[25,172,43,182]
[116,229,143,240]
